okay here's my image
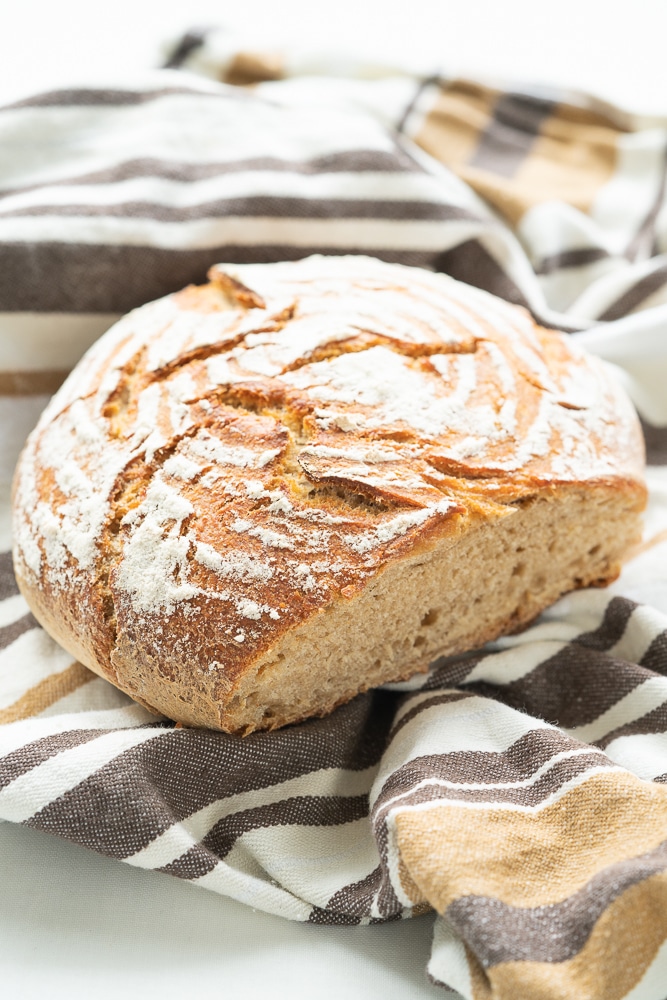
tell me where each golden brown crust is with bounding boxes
[12,256,647,732]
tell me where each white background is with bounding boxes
[1,2,667,998]
[1,0,667,112]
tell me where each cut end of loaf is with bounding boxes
[201,482,643,734]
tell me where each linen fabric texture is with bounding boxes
[1,37,667,1000]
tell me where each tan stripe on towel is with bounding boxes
[0,661,94,724]
[0,371,69,396]
[224,51,284,87]
[511,108,619,215]
[413,80,496,174]
[414,87,620,225]
[486,869,667,1000]
[394,770,667,912]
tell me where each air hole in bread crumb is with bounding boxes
[256,651,286,680]
[421,609,439,627]
[512,563,525,578]
[413,635,426,648]
[588,544,601,557]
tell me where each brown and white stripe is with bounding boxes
[1,66,665,466]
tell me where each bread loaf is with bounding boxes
[12,256,646,733]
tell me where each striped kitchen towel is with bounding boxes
[2,34,667,1000]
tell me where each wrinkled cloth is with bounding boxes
[1,36,667,1000]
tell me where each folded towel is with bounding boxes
[1,38,667,999]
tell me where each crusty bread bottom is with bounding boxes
[21,482,640,736]
[214,484,640,733]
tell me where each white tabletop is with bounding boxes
[0,821,441,999]
[1,0,667,113]
[2,2,667,997]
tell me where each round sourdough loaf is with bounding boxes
[12,256,646,733]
